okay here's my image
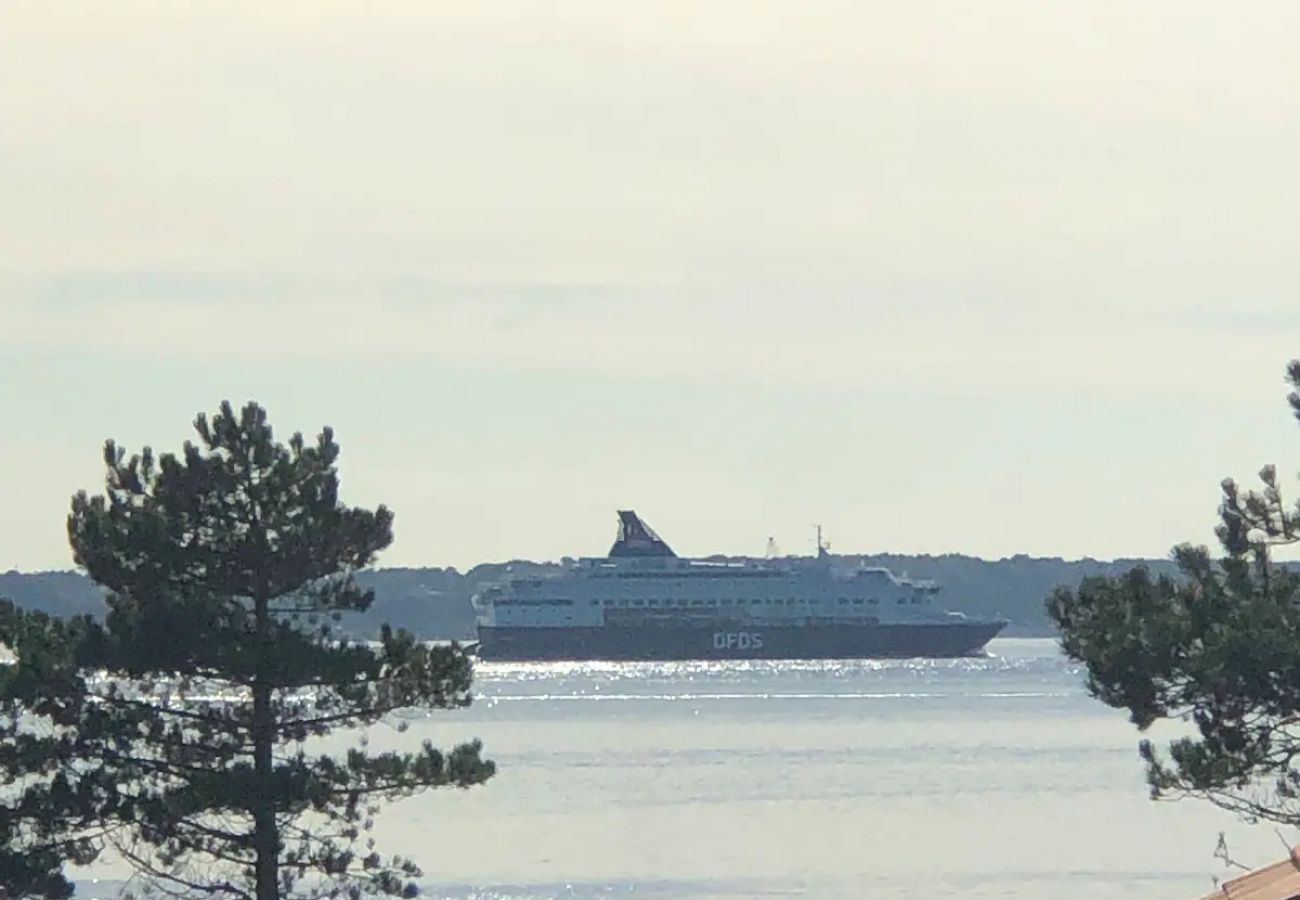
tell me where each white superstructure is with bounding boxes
[474,512,970,631]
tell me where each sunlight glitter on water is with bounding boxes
[475,641,1079,683]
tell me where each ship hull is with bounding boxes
[474,621,1006,662]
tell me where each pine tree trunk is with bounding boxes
[253,593,278,900]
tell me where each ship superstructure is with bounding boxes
[473,511,1005,661]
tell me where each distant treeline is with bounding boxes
[1,553,1212,639]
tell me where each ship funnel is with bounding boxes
[609,510,677,558]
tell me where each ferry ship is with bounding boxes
[472,511,1006,661]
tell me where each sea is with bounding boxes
[74,638,1290,900]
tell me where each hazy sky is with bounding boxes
[4,1,1300,572]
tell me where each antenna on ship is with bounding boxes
[815,524,830,559]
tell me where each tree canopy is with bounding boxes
[1,401,494,899]
[1048,360,1300,826]
[0,600,109,898]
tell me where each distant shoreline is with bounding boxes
[1,555,1188,641]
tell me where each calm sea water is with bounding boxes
[77,639,1288,899]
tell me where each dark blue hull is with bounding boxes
[475,621,1006,661]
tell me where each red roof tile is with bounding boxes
[1199,850,1300,900]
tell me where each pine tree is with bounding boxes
[1048,360,1300,826]
[0,601,113,899]
[15,400,493,899]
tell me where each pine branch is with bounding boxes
[113,838,254,900]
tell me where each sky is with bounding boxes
[3,1,1300,572]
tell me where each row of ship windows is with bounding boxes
[602,571,785,579]
[504,597,926,607]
